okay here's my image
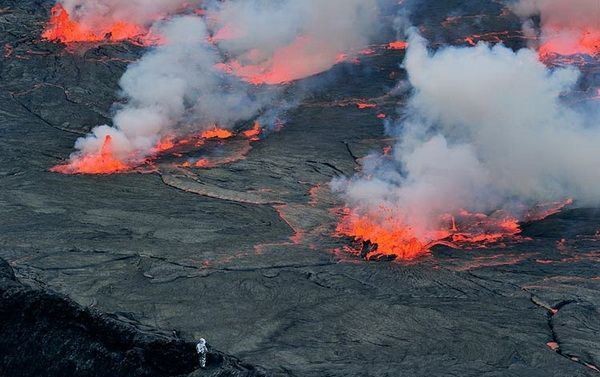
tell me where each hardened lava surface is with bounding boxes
[0,1,598,376]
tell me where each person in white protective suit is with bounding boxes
[196,338,208,368]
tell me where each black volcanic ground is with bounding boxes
[0,1,599,376]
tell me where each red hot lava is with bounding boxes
[241,121,262,141]
[337,200,572,260]
[511,0,600,60]
[52,125,262,175]
[51,135,130,174]
[43,3,147,44]
[357,102,377,109]
[200,127,234,139]
[538,28,600,59]
[216,36,364,85]
[388,41,409,50]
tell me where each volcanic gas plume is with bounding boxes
[49,0,384,174]
[333,30,600,260]
[512,0,600,59]
[209,0,379,84]
[52,15,279,174]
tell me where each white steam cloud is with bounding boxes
[512,0,600,55]
[208,0,379,83]
[55,0,383,171]
[334,30,600,248]
[513,0,600,29]
[73,16,275,165]
[57,0,197,27]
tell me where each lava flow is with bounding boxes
[388,41,409,50]
[52,125,262,175]
[357,102,377,109]
[337,200,572,261]
[336,208,440,260]
[200,127,234,139]
[242,121,262,141]
[51,135,130,175]
[337,209,518,260]
[43,3,147,44]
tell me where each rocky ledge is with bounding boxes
[0,259,266,377]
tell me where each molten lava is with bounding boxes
[217,59,297,86]
[357,102,377,109]
[337,209,434,260]
[242,121,262,141]
[539,28,600,59]
[182,158,212,168]
[200,127,234,139]
[337,200,572,261]
[153,137,176,153]
[43,3,146,44]
[462,31,515,47]
[52,123,264,176]
[217,36,348,85]
[388,41,409,50]
[51,135,131,175]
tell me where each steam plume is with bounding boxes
[51,0,384,173]
[54,16,278,173]
[334,30,600,258]
[57,0,196,28]
[512,0,600,56]
[43,0,200,43]
[208,0,379,84]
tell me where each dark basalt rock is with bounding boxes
[359,240,379,259]
[0,259,266,377]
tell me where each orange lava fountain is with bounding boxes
[43,3,146,44]
[51,135,131,175]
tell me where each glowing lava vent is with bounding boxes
[51,135,131,175]
[43,3,146,43]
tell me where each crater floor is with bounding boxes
[0,1,598,376]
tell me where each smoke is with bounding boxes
[513,0,600,29]
[512,0,600,56]
[57,0,196,28]
[208,0,380,84]
[44,0,201,43]
[334,30,600,256]
[52,0,384,173]
[70,16,276,166]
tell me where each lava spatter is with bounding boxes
[43,4,147,44]
[51,135,131,175]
